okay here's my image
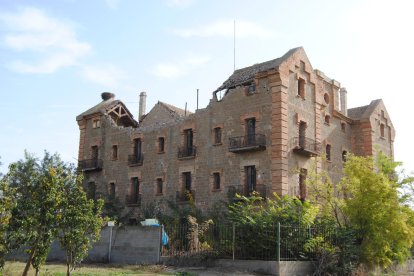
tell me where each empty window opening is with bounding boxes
[214,127,222,144]
[326,144,331,161]
[298,78,305,99]
[129,177,140,204]
[134,138,142,158]
[92,119,101,128]
[245,166,257,194]
[109,182,115,200]
[324,115,330,125]
[88,182,96,200]
[156,178,163,195]
[342,150,348,162]
[183,172,192,192]
[298,121,307,148]
[247,83,256,94]
[158,137,165,153]
[246,118,256,145]
[341,122,346,132]
[380,123,385,138]
[213,172,221,190]
[299,168,307,201]
[324,93,330,104]
[112,145,118,160]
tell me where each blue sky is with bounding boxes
[1,0,413,174]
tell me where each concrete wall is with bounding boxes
[8,226,162,265]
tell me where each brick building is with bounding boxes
[76,47,394,219]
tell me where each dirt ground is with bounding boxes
[167,266,268,276]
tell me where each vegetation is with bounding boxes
[0,151,104,276]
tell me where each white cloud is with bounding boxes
[82,64,128,88]
[151,53,210,79]
[172,19,273,38]
[0,7,91,74]
[105,0,121,10]
[166,0,194,7]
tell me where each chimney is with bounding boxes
[139,91,147,120]
[101,92,115,101]
[340,87,348,116]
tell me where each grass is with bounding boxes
[2,261,174,276]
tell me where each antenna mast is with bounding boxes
[233,20,236,71]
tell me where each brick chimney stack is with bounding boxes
[139,91,147,120]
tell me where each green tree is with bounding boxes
[0,174,14,271]
[6,151,67,276]
[340,154,414,268]
[57,173,104,276]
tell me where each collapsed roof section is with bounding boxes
[214,47,302,96]
[76,93,138,128]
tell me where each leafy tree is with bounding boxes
[0,174,14,271]
[6,151,67,276]
[57,174,104,276]
[340,154,414,268]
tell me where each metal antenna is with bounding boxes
[233,20,236,72]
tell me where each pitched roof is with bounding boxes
[347,99,382,120]
[214,47,302,92]
[158,101,190,117]
[76,98,119,121]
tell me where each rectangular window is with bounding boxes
[213,172,220,190]
[87,182,96,200]
[245,166,256,194]
[158,137,165,153]
[92,119,101,128]
[326,144,331,161]
[112,145,118,160]
[109,182,115,200]
[91,146,99,160]
[299,169,307,201]
[298,78,305,99]
[214,127,222,144]
[298,121,306,148]
[134,138,142,158]
[156,178,163,195]
[246,118,256,145]
[380,124,385,138]
[129,177,140,204]
[184,129,193,150]
[183,172,192,191]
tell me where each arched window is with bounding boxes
[324,93,330,104]
[326,144,331,161]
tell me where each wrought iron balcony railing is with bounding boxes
[178,146,197,159]
[128,154,144,166]
[176,189,195,203]
[78,158,103,171]
[227,184,269,199]
[125,194,141,206]
[291,137,321,157]
[228,134,266,152]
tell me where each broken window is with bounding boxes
[342,150,348,162]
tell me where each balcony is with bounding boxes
[128,154,144,166]
[291,137,321,157]
[78,159,103,171]
[178,146,196,159]
[176,189,195,203]
[125,194,141,206]
[227,184,269,199]
[228,134,266,153]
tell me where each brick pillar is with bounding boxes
[269,72,289,196]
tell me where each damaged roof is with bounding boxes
[158,101,190,118]
[76,93,138,127]
[214,47,302,92]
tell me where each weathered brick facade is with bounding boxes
[76,48,395,219]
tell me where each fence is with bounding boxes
[162,222,336,261]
